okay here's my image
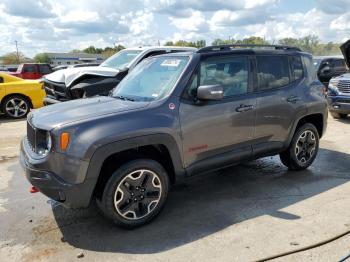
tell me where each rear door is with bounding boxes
[253,54,305,155]
[179,55,256,169]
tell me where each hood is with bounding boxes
[331,73,350,81]
[43,66,119,87]
[340,39,350,68]
[30,96,149,130]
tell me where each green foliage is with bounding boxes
[2,52,27,64]
[165,40,206,48]
[211,35,342,55]
[33,53,51,63]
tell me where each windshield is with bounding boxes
[100,50,142,69]
[112,56,189,102]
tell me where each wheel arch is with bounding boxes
[84,134,185,201]
[0,93,33,109]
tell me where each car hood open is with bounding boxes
[340,39,350,69]
[30,96,149,130]
[43,66,120,87]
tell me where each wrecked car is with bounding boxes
[327,39,350,119]
[43,46,197,105]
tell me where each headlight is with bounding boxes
[37,132,52,157]
[328,81,338,96]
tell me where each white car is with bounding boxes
[43,46,197,105]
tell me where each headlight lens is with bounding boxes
[37,132,52,157]
[328,81,338,96]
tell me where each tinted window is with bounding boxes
[23,65,36,73]
[39,64,51,74]
[257,56,290,90]
[188,56,249,98]
[290,55,303,82]
[333,59,346,69]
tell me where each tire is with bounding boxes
[1,95,31,119]
[99,159,170,228]
[280,123,319,171]
[330,112,347,119]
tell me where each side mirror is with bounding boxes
[320,66,331,75]
[197,85,224,101]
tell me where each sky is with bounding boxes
[1,0,350,57]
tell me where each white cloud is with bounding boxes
[0,0,349,58]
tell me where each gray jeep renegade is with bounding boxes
[20,44,328,228]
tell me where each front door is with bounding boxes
[179,55,256,170]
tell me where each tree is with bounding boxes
[165,40,206,48]
[34,53,51,63]
[2,52,27,64]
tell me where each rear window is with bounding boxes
[257,56,290,91]
[39,64,51,74]
[290,55,303,82]
[23,65,36,73]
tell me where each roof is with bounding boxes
[125,46,197,51]
[198,44,301,53]
[46,52,104,59]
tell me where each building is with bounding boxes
[46,52,104,66]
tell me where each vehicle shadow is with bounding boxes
[52,148,350,254]
[0,114,26,124]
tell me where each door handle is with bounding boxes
[235,104,254,112]
[287,96,300,104]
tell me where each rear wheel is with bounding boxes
[1,95,30,119]
[280,123,319,170]
[99,159,169,228]
[330,112,347,119]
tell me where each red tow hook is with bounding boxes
[30,186,39,193]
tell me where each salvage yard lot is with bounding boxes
[1,115,350,261]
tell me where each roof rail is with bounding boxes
[197,44,301,53]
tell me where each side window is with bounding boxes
[301,55,317,82]
[257,56,290,91]
[199,56,249,98]
[0,77,3,83]
[23,65,36,73]
[290,55,303,82]
[39,65,51,74]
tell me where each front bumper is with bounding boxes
[20,138,96,208]
[327,95,350,114]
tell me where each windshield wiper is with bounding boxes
[114,95,135,102]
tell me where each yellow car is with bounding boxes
[0,73,45,119]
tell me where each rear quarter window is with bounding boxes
[257,55,290,91]
[290,55,304,82]
[0,77,3,83]
[301,55,317,82]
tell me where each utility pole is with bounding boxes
[14,40,20,64]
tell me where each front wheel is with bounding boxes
[280,123,319,170]
[99,159,170,228]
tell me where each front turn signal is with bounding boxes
[60,132,70,150]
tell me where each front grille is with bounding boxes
[337,80,350,94]
[43,80,71,100]
[26,120,46,154]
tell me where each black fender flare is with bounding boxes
[82,133,185,203]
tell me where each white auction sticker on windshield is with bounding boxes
[161,59,181,67]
